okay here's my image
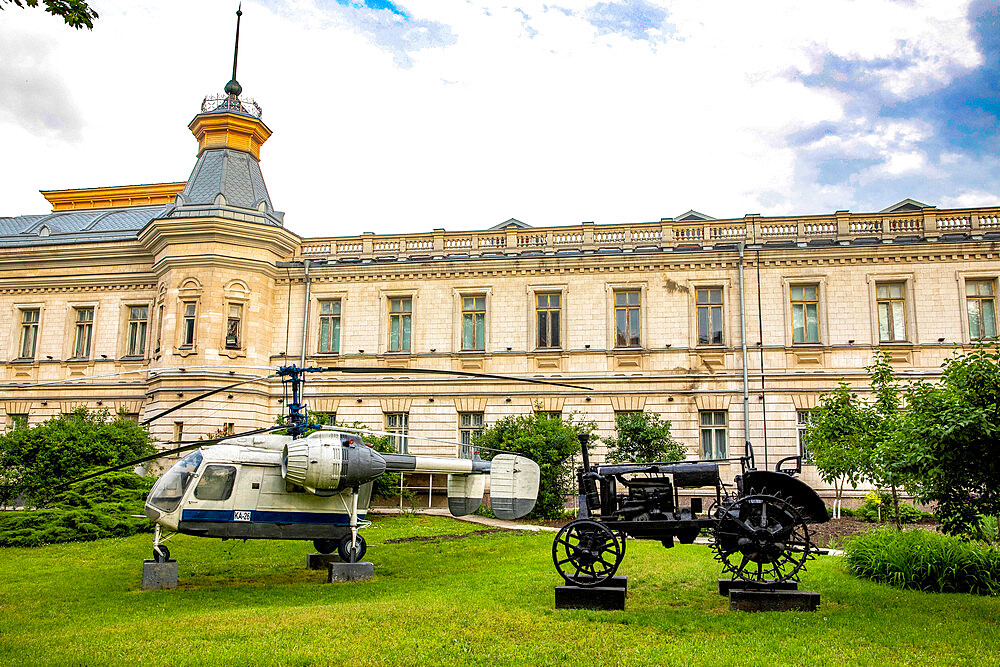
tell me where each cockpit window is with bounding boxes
[147,450,203,513]
[194,465,237,501]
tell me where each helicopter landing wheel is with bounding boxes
[338,535,367,563]
[711,493,814,583]
[313,538,337,555]
[552,519,623,587]
[152,545,170,563]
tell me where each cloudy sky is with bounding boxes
[1,0,998,237]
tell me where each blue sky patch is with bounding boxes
[586,0,673,41]
[334,0,408,19]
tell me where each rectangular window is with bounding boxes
[967,279,997,341]
[536,293,561,349]
[388,297,412,352]
[876,283,906,342]
[318,300,341,353]
[127,306,149,357]
[614,289,641,347]
[173,421,184,442]
[462,296,486,351]
[312,412,335,426]
[225,304,242,349]
[8,414,28,430]
[790,285,820,344]
[696,288,724,345]
[797,410,813,462]
[19,309,39,359]
[385,412,409,454]
[181,302,197,347]
[700,410,727,460]
[73,307,94,359]
[459,412,484,458]
[155,304,164,353]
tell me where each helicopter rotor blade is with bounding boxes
[314,366,593,391]
[57,424,288,489]
[140,373,276,426]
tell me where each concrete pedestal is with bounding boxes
[717,578,799,596]
[307,553,341,570]
[555,577,627,610]
[729,588,820,612]
[327,561,374,583]
[142,559,178,591]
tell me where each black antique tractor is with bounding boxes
[552,435,829,587]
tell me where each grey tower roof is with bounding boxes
[171,148,283,226]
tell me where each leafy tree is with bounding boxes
[602,411,686,463]
[0,0,99,30]
[801,381,870,519]
[898,346,1000,538]
[0,408,153,507]
[473,410,591,519]
[802,349,909,526]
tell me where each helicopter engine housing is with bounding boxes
[281,432,386,494]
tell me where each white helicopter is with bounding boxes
[64,364,589,564]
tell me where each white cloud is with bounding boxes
[0,0,991,234]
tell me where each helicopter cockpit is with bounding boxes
[145,450,203,518]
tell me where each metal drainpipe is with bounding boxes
[299,259,311,368]
[738,243,750,456]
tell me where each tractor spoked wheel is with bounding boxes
[552,519,623,587]
[711,493,814,583]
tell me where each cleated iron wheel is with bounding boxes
[552,519,623,587]
[711,494,814,583]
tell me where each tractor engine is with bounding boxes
[619,478,675,520]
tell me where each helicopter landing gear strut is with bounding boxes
[339,486,368,563]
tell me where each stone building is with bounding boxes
[2,79,998,501]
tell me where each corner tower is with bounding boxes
[172,6,283,225]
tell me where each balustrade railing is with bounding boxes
[297,206,1000,260]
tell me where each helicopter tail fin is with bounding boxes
[446,473,486,516]
[488,454,540,520]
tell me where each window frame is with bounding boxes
[875,281,907,343]
[789,284,821,345]
[317,298,342,354]
[17,307,41,360]
[458,412,484,458]
[225,302,243,350]
[72,306,95,359]
[193,464,238,501]
[695,286,725,347]
[699,410,728,460]
[125,304,150,358]
[612,287,643,349]
[387,296,413,353]
[966,277,998,342]
[385,412,409,453]
[535,292,562,350]
[180,300,198,349]
[461,294,487,352]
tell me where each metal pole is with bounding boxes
[738,243,750,454]
[299,260,311,368]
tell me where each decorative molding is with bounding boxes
[610,395,646,411]
[454,397,488,412]
[693,394,732,411]
[310,398,340,413]
[3,401,32,415]
[791,394,819,410]
[379,398,411,413]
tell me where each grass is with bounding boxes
[1,514,998,666]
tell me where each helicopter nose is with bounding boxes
[144,504,161,522]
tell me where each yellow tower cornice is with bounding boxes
[188,111,272,161]
[41,182,187,211]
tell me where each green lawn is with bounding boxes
[1,514,998,666]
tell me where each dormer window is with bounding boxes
[38,225,50,237]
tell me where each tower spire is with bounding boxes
[224,4,243,97]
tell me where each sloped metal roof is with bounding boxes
[0,206,171,248]
[175,147,280,225]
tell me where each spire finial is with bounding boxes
[224,4,243,97]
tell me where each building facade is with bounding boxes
[2,84,999,500]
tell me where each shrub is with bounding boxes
[602,411,685,464]
[474,410,591,519]
[853,491,933,524]
[844,527,1000,595]
[0,471,154,547]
